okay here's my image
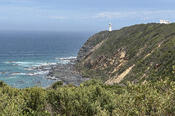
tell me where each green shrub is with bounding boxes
[1,77,175,115]
[51,81,63,89]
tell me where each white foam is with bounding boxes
[47,76,57,80]
[11,72,28,76]
[4,61,57,68]
[8,76,17,79]
[5,56,76,68]
[33,71,49,75]
[5,61,38,67]
[56,56,77,64]
[4,56,77,79]
[58,56,77,60]
[39,62,57,66]
[11,70,49,76]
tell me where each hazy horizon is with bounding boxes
[0,0,175,32]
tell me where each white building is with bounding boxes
[109,23,112,32]
[160,20,170,24]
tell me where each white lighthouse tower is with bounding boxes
[109,23,112,32]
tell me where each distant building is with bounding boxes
[109,23,112,32]
[160,20,170,24]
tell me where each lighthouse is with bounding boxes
[109,23,112,32]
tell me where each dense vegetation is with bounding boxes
[76,23,175,83]
[0,23,175,115]
[0,76,175,116]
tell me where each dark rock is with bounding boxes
[47,61,89,86]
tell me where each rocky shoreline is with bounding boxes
[2,57,88,87]
[46,58,89,85]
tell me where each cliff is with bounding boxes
[76,23,175,84]
[1,23,175,115]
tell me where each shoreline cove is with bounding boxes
[47,58,89,86]
[1,57,89,88]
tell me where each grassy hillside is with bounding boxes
[76,23,175,84]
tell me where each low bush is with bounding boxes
[0,77,175,115]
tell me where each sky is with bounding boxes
[0,0,175,32]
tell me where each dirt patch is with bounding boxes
[120,51,126,59]
[106,64,135,85]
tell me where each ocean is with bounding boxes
[0,31,90,88]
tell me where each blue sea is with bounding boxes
[0,31,90,88]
